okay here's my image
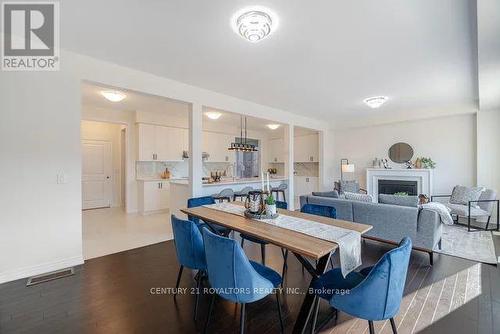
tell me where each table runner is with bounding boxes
[203,202,362,277]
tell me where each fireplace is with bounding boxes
[378,179,418,196]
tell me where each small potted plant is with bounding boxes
[265,194,277,215]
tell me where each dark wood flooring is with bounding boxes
[1,234,499,334]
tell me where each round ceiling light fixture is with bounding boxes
[101,90,126,102]
[267,124,281,130]
[231,6,279,43]
[205,111,222,120]
[363,96,388,109]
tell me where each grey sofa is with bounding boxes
[300,194,443,264]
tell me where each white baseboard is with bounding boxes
[0,255,84,285]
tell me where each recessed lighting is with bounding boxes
[363,96,388,108]
[267,124,280,130]
[205,111,222,120]
[231,6,279,43]
[101,90,126,102]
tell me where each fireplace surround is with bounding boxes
[366,168,433,202]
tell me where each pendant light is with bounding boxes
[228,116,258,152]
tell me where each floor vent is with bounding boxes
[26,267,75,286]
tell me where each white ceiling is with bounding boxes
[65,1,479,126]
[81,82,290,135]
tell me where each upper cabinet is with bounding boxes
[137,123,187,161]
[294,134,319,162]
[202,131,235,162]
[268,138,285,163]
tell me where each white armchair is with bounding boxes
[432,188,498,232]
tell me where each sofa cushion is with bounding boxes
[312,190,339,198]
[445,203,489,217]
[450,185,484,207]
[352,201,419,243]
[344,192,372,202]
[378,194,418,207]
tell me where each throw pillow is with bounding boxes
[312,190,339,198]
[449,185,484,207]
[344,191,373,202]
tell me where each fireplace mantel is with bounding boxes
[366,168,433,202]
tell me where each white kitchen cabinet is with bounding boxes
[138,180,169,214]
[294,134,319,162]
[137,123,186,161]
[202,131,235,162]
[268,138,284,163]
[137,123,157,161]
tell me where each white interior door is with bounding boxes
[82,140,113,210]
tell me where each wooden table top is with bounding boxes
[180,204,372,259]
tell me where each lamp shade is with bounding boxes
[341,164,355,173]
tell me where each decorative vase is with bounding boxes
[266,204,277,215]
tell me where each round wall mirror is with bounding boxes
[388,142,414,163]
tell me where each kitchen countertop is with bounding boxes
[137,177,188,182]
[202,177,288,187]
[169,176,288,187]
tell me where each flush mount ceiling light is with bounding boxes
[101,90,126,102]
[363,96,388,109]
[205,111,222,120]
[267,124,280,130]
[231,6,279,43]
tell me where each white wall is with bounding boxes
[477,110,500,192]
[0,71,83,284]
[0,50,329,284]
[333,114,477,195]
[81,120,123,207]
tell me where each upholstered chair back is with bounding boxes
[171,215,207,270]
[478,189,497,213]
[331,237,412,320]
[301,203,337,219]
[187,196,216,224]
[202,228,275,304]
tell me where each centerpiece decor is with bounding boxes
[244,172,279,219]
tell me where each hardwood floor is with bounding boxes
[0,236,499,334]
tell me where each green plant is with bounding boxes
[394,192,409,196]
[420,157,436,169]
[265,194,276,205]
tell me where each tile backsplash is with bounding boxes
[136,161,188,179]
[294,162,319,177]
[203,162,233,177]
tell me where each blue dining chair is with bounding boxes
[309,237,412,334]
[171,214,207,320]
[187,196,231,236]
[202,228,284,334]
[240,201,288,277]
[300,203,337,271]
[300,203,337,219]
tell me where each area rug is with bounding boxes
[434,224,497,264]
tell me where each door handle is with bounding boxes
[106,176,110,179]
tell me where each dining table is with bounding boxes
[181,202,372,334]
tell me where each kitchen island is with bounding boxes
[169,177,289,216]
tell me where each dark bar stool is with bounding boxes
[212,188,234,203]
[233,186,253,201]
[271,183,288,202]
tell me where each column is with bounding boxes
[189,103,203,197]
[285,124,295,210]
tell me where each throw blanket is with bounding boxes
[203,202,362,277]
[419,202,454,225]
